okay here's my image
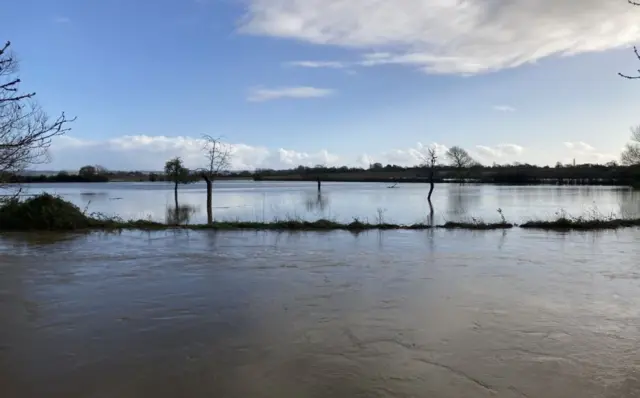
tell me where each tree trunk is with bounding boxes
[427,168,435,225]
[428,201,434,226]
[202,175,213,224]
[427,169,435,202]
[174,181,179,208]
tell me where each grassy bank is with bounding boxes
[1,194,640,232]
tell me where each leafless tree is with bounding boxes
[199,135,231,224]
[425,147,438,203]
[620,1,640,79]
[446,146,475,184]
[418,146,438,203]
[447,144,473,167]
[621,126,640,165]
[419,147,439,225]
[0,41,74,189]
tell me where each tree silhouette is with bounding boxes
[1,41,74,187]
[619,1,640,79]
[199,135,231,224]
[164,157,190,208]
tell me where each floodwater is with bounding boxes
[12,181,640,224]
[1,229,640,397]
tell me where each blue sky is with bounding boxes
[5,0,640,170]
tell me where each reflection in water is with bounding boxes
[618,189,640,218]
[445,185,483,220]
[0,232,87,249]
[14,181,640,225]
[165,204,198,225]
[80,191,109,199]
[427,201,435,226]
[304,192,329,213]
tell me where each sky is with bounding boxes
[4,0,640,171]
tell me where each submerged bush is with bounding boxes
[0,193,92,230]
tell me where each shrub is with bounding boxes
[0,193,92,230]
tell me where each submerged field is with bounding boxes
[1,229,639,397]
[3,181,640,226]
[2,192,640,232]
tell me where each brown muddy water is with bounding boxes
[1,229,640,397]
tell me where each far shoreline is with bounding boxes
[8,178,637,187]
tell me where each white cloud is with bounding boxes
[563,141,615,164]
[496,143,524,156]
[47,137,473,171]
[268,148,340,168]
[48,135,342,171]
[475,144,524,160]
[493,105,515,112]
[376,142,449,166]
[247,86,334,102]
[240,0,640,75]
[564,141,595,152]
[285,61,346,69]
[356,154,374,168]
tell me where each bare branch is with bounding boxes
[621,125,640,165]
[0,41,9,56]
[618,47,640,79]
[0,40,75,186]
[446,146,475,169]
[200,135,232,178]
[620,2,640,78]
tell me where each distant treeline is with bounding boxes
[10,162,640,187]
[7,172,109,183]
[253,163,640,186]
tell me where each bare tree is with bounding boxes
[446,146,474,168]
[0,41,74,188]
[199,135,231,224]
[419,146,439,225]
[164,157,190,208]
[426,147,438,203]
[620,1,640,79]
[418,146,438,203]
[621,126,640,165]
[446,146,475,183]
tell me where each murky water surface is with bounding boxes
[1,230,640,397]
[11,181,640,224]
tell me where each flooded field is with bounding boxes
[11,181,640,225]
[1,229,640,397]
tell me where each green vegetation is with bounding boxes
[442,221,514,230]
[9,162,640,187]
[0,194,97,230]
[0,194,161,231]
[520,209,640,231]
[8,171,109,183]
[2,194,640,233]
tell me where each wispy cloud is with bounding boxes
[476,144,524,159]
[564,141,595,152]
[53,16,71,24]
[493,105,516,112]
[563,141,615,163]
[285,61,346,69]
[50,135,342,171]
[241,0,640,75]
[371,142,449,167]
[247,86,335,102]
